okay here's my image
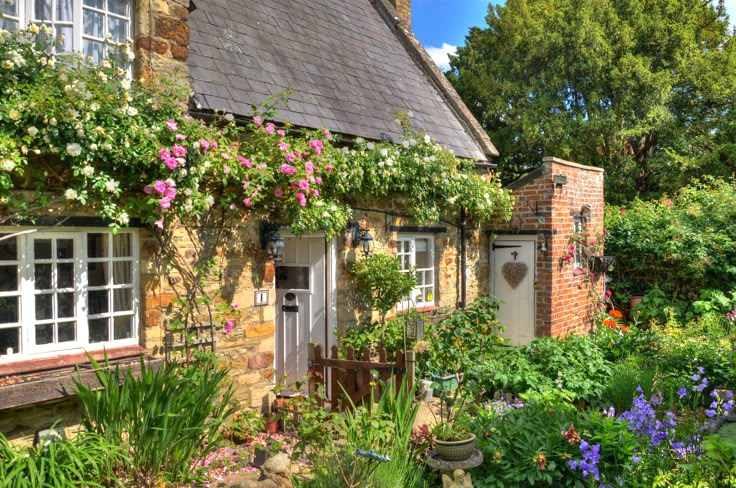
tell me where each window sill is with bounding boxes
[0,350,159,411]
[0,345,145,377]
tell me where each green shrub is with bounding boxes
[465,347,552,398]
[522,335,613,404]
[602,356,655,413]
[74,355,233,486]
[351,253,416,325]
[0,431,125,488]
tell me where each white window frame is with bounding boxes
[2,0,133,63]
[0,227,139,361]
[396,234,436,311]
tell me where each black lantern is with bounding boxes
[349,220,375,257]
[260,222,285,264]
[406,316,425,341]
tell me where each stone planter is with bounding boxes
[435,433,477,462]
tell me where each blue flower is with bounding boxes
[705,409,717,418]
[678,387,687,399]
[632,455,640,464]
[569,460,578,470]
[697,366,705,374]
[692,374,701,382]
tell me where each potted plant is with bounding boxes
[431,376,476,462]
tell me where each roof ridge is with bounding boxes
[369,0,499,159]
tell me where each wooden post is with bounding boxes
[404,350,415,394]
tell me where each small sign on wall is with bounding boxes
[254,289,269,306]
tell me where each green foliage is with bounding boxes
[0,431,125,488]
[606,180,736,319]
[448,0,736,202]
[426,296,505,374]
[351,253,416,326]
[465,347,553,397]
[74,355,234,486]
[522,335,613,404]
[603,356,655,413]
[222,407,265,444]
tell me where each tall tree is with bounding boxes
[448,0,736,202]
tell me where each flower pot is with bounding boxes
[629,296,643,312]
[432,374,458,395]
[265,418,279,433]
[434,433,476,462]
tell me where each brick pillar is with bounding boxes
[389,0,411,29]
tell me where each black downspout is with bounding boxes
[459,206,467,309]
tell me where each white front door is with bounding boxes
[490,238,536,345]
[275,235,327,390]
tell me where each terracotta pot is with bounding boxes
[630,296,644,311]
[435,433,476,462]
[265,418,279,433]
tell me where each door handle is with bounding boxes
[282,305,299,312]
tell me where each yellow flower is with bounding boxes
[28,24,40,35]
[8,110,20,121]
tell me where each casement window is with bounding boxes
[0,0,133,63]
[397,235,436,310]
[0,229,139,358]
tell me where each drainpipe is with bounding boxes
[459,206,467,309]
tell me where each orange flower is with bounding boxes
[609,309,623,319]
[621,326,630,333]
[603,319,617,330]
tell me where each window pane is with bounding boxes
[88,233,108,257]
[35,294,53,320]
[0,18,19,31]
[113,315,131,340]
[108,17,127,42]
[0,297,19,324]
[35,239,52,259]
[89,318,109,342]
[113,234,131,256]
[109,0,127,15]
[58,292,75,318]
[88,262,108,286]
[83,39,104,64]
[113,261,131,284]
[0,234,17,260]
[57,0,73,21]
[113,288,132,311]
[56,26,74,52]
[58,321,75,342]
[0,265,18,292]
[1,1,18,16]
[58,263,74,288]
[0,328,19,355]
[88,289,108,314]
[83,0,104,8]
[35,263,52,290]
[57,239,74,259]
[83,9,103,37]
[35,323,53,344]
[35,0,51,20]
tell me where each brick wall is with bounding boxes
[498,156,605,339]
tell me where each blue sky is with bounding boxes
[414,0,736,71]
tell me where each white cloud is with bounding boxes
[424,43,458,71]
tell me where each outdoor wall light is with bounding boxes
[260,221,285,264]
[349,220,375,257]
[553,174,568,188]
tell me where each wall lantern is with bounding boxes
[553,174,568,188]
[260,221,285,264]
[537,232,547,253]
[349,221,375,257]
[406,316,425,341]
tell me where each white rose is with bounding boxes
[81,165,94,177]
[66,143,82,157]
[380,149,388,157]
[104,180,119,193]
[118,212,129,225]
[27,126,38,137]
[64,189,78,200]
[126,106,138,116]
[120,79,131,90]
[1,159,15,172]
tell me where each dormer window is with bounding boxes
[0,0,132,63]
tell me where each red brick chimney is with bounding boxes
[389,0,411,29]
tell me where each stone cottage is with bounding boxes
[0,0,604,443]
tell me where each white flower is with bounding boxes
[90,102,99,112]
[366,142,375,150]
[126,106,138,116]
[355,137,365,144]
[88,143,97,151]
[81,165,94,177]
[102,60,111,69]
[46,57,55,68]
[0,30,10,45]
[179,168,188,176]
[424,134,431,143]
[205,195,215,207]
[1,159,15,172]
[120,79,131,91]
[224,113,234,121]
[380,148,389,157]
[407,111,414,118]
[102,143,112,151]
[104,180,119,193]
[118,212,129,225]
[64,188,78,200]
[27,126,38,137]
[184,188,193,196]
[66,143,82,157]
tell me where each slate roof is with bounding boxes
[187,0,496,161]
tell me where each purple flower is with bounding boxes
[692,374,701,382]
[705,409,717,418]
[697,366,705,374]
[632,455,640,464]
[678,387,687,399]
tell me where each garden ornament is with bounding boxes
[442,468,473,488]
[502,251,527,289]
